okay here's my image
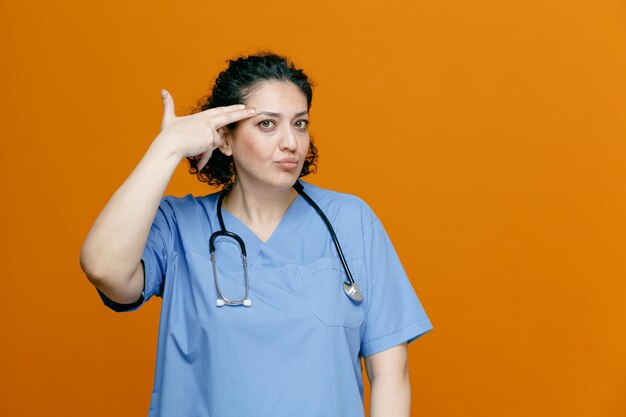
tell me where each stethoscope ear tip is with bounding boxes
[216,298,253,307]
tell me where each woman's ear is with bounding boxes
[218,127,233,156]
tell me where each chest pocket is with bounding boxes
[299,257,364,329]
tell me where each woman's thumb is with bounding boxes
[160,89,175,124]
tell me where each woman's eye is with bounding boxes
[258,119,309,129]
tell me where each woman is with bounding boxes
[80,51,433,417]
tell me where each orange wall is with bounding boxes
[2,1,625,416]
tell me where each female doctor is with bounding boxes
[80,51,433,417]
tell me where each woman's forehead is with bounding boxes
[245,80,307,108]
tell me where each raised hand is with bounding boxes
[158,89,256,170]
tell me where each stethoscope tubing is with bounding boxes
[291,180,357,287]
[210,179,362,306]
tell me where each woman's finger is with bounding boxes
[197,150,211,172]
[197,103,247,118]
[212,108,256,130]
[197,127,226,171]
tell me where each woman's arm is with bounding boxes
[79,91,255,304]
[365,342,411,417]
[79,134,183,303]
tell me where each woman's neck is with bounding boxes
[221,180,298,235]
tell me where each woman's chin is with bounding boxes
[275,176,300,189]
[274,169,302,183]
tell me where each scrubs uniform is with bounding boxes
[97,180,433,417]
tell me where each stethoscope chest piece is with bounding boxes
[343,281,363,302]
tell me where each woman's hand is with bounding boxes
[156,89,256,171]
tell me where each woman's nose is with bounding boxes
[279,127,298,150]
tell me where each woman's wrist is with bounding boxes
[151,132,185,162]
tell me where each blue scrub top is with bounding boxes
[97,180,433,417]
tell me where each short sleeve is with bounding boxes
[360,214,433,357]
[96,196,177,313]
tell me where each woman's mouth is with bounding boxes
[277,158,299,170]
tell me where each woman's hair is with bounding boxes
[185,50,319,190]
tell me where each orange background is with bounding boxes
[2,0,625,416]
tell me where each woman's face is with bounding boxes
[221,80,310,192]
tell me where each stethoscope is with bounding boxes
[209,179,363,307]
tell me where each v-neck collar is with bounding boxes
[221,194,303,245]
[203,181,315,269]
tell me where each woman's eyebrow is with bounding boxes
[255,111,308,118]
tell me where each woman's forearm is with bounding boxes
[369,372,411,417]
